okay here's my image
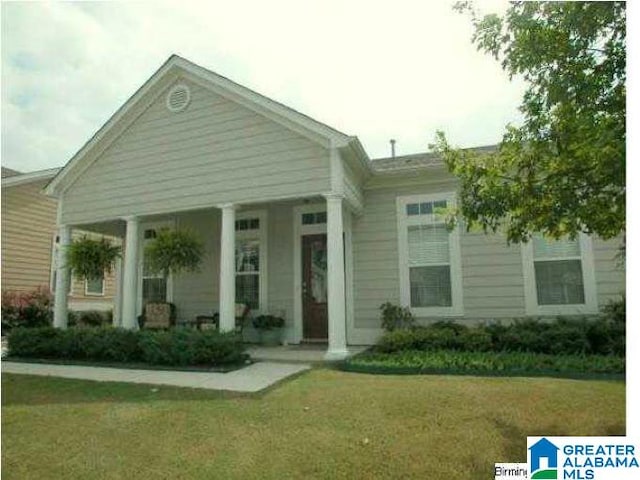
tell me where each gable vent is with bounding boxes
[166,84,191,113]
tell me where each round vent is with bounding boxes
[166,84,191,113]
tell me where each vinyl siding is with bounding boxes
[2,181,116,307]
[592,236,625,305]
[61,79,331,225]
[1,180,57,291]
[352,170,624,330]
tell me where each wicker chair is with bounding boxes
[142,302,174,329]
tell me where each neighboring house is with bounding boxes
[43,55,625,358]
[1,167,117,312]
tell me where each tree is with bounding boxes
[433,1,625,243]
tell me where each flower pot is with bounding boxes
[260,328,282,346]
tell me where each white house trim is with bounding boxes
[2,167,60,188]
[396,191,464,317]
[521,233,598,316]
[235,209,268,314]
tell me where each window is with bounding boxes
[301,211,327,225]
[85,276,104,296]
[522,233,597,315]
[397,193,463,316]
[235,212,266,311]
[142,228,167,305]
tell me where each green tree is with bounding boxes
[67,237,121,280]
[434,1,625,243]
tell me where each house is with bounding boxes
[1,167,117,312]
[43,55,624,359]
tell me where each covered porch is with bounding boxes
[52,194,357,360]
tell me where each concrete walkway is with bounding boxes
[1,361,310,393]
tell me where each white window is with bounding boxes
[142,228,167,304]
[397,193,463,316]
[85,276,105,296]
[522,233,597,315]
[235,211,267,312]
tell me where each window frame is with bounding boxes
[521,233,598,315]
[235,210,268,314]
[84,275,105,296]
[397,192,464,317]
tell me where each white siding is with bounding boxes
[62,79,330,225]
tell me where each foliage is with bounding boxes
[375,316,624,357]
[433,2,626,243]
[346,350,624,375]
[252,314,285,331]
[1,287,53,332]
[68,310,113,328]
[379,302,415,332]
[7,327,246,367]
[66,236,121,281]
[144,229,204,279]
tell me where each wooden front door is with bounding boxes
[302,234,328,340]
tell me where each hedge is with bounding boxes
[7,327,247,367]
[375,315,624,357]
[344,350,625,377]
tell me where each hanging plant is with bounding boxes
[66,237,122,280]
[144,228,204,279]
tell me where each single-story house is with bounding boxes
[1,167,117,312]
[43,55,625,359]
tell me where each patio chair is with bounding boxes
[141,302,175,329]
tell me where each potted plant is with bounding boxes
[252,314,285,346]
[67,236,121,290]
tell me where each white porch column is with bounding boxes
[324,194,349,360]
[112,255,124,327]
[53,225,71,329]
[218,204,236,332]
[121,217,140,330]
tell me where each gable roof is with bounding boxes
[371,144,497,174]
[1,167,21,178]
[2,167,61,188]
[45,54,364,196]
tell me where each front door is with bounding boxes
[302,234,328,340]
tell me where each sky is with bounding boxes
[0,0,526,173]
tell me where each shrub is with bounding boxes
[69,310,112,327]
[380,302,414,332]
[374,316,625,357]
[1,287,53,332]
[7,327,246,367]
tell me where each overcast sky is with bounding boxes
[1,0,526,172]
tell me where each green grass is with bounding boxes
[2,371,625,480]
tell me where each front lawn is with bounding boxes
[1,370,625,479]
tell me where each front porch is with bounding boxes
[53,194,358,360]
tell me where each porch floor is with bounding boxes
[246,344,368,363]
